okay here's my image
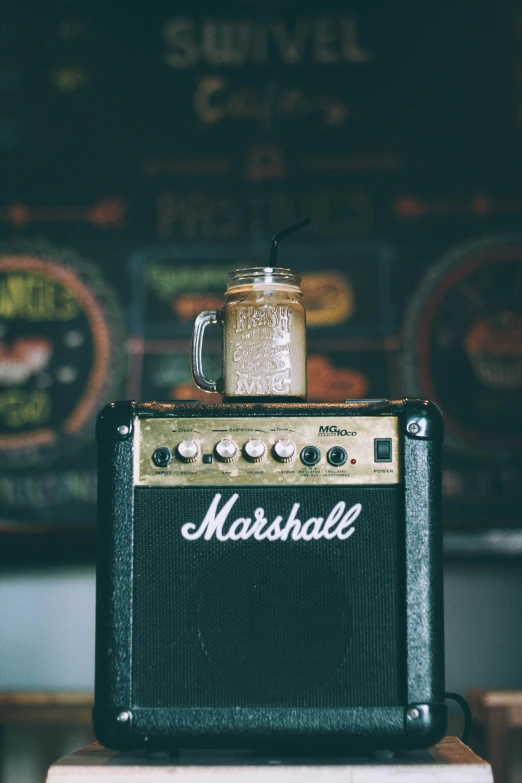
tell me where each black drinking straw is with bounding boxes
[269,218,311,266]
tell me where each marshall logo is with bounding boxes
[318,425,356,436]
[181,493,361,542]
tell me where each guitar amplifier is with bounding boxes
[94,399,446,753]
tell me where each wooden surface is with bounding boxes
[467,689,522,783]
[467,689,522,727]
[46,737,492,783]
[0,692,93,726]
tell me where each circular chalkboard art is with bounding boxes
[402,235,522,460]
[0,239,125,467]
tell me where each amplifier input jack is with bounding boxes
[300,446,321,466]
[327,446,347,467]
[152,447,173,468]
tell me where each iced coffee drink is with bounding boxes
[222,268,306,401]
[191,267,307,401]
[191,218,310,401]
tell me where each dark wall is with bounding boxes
[0,1,521,556]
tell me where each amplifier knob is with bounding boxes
[243,439,266,462]
[214,438,238,462]
[272,439,296,462]
[176,439,199,463]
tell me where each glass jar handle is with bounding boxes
[191,310,222,393]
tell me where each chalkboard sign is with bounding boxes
[1,0,521,558]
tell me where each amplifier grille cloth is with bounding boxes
[133,486,404,709]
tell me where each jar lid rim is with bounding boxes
[226,266,301,288]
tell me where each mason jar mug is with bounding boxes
[191,267,307,402]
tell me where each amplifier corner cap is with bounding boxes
[92,706,136,751]
[404,703,447,747]
[403,399,444,442]
[96,400,135,442]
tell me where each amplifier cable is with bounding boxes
[445,691,472,745]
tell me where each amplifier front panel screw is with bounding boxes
[117,425,130,436]
[407,423,420,434]
[117,710,132,723]
[407,707,420,720]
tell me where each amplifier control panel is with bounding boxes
[135,416,400,486]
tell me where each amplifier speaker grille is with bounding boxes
[133,486,404,709]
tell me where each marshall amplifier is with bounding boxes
[94,399,446,753]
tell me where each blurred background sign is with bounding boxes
[0,0,521,556]
[129,240,393,338]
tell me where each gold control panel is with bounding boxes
[135,416,400,486]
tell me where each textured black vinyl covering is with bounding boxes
[132,485,404,710]
[124,705,407,751]
[95,424,135,710]
[404,437,445,704]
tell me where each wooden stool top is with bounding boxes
[46,737,492,783]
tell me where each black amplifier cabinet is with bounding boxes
[94,399,445,753]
